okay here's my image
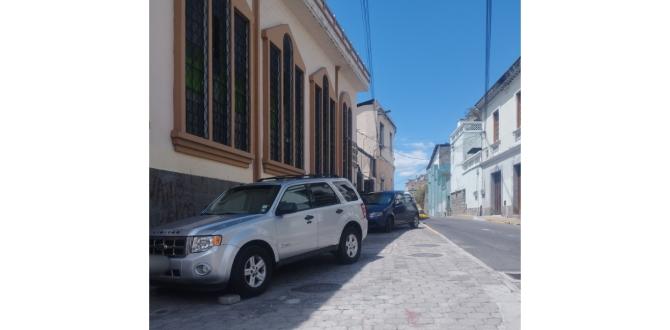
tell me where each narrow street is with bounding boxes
[423,217,520,280]
[150,224,520,329]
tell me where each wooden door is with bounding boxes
[491,171,502,214]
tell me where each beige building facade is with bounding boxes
[354,99,396,192]
[150,0,370,226]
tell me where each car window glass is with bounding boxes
[205,185,280,215]
[279,185,311,212]
[309,182,340,207]
[334,181,358,202]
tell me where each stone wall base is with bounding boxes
[149,168,242,228]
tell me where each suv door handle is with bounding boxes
[335,209,343,214]
[304,215,314,223]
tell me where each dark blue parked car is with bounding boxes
[362,191,420,232]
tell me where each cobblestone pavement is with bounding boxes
[150,224,520,329]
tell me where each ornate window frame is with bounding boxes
[171,0,255,168]
[309,68,338,175]
[261,25,306,176]
[339,92,353,179]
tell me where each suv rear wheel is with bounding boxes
[337,226,361,264]
[229,245,273,298]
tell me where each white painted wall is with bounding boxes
[479,74,521,215]
[448,68,520,215]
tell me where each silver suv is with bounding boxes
[150,176,367,297]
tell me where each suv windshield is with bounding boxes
[203,185,280,215]
[362,192,394,205]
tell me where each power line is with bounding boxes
[394,151,429,161]
[483,0,492,114]
[360,0,375,99]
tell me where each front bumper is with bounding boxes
[150,244,239,286]
[367,215,386,229]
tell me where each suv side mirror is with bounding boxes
[276,202,297,216]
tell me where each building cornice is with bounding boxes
[472,57,521,115]
[302,0,370,87]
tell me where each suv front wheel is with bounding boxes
[409,214,420,229]
[229,245,274,298]
[337,226,361,264]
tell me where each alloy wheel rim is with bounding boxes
[243,255,266,288]
[345,234,358,258]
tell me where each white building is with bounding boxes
[450,58,520,218]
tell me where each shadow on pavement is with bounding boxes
[150,226,417,329]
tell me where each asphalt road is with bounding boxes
[423,216,520,273]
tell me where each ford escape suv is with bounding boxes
[150,176,367,297]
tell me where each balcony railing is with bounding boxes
[450,121,483,142]
[462,151,482,171]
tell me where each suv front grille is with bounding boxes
[150,237,188,257]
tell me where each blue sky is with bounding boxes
[326,0,520,190]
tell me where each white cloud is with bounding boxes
[393,141,434,188]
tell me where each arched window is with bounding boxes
[262,25,306,175]
[322,76,330,176]
[309,68,336,176]
[282,35,293,165]
[340,93,353,180]
[173,0,254,168]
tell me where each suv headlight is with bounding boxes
[191,235,222,253]
[369,212,383,218]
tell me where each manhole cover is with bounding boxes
[505,273,521,280]
[410,253,443,258]
[151,309,170,316]
[291,283,342,293]
[413,244,439,247]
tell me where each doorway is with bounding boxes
[513,164,521,215]
[491,171,502,215]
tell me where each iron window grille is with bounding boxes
[314,85,322,175]
[212,0,230,145]
[269,43,281,161]
[283,35,293,165]
[322,77,330,176]
[295,67,304,169]
[185,0,208,139]
[233,10,250,151]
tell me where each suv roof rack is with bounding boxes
[257,174,340,182]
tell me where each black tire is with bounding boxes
[337,226,362,264]
[384,216,394,233]
[229,245,274,298]
[409,214,420,229]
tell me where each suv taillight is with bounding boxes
[360,204,367,219]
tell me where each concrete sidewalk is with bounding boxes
[446,215,521,226]
[151,224,520,329]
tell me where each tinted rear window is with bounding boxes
[309,182,340,207]
[362,192,394,205]
[334,181,359,202]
